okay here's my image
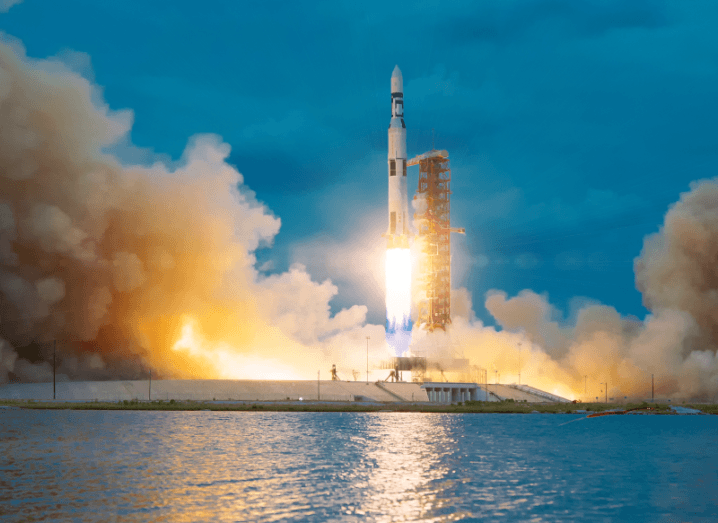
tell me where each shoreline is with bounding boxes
[2,399,715,415]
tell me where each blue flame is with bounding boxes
[386,315,412,356]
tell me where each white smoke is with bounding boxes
[413,191,718,400]
[0,36,385,383]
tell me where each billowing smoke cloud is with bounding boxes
[0,37,384,384]
[414,179,718,400]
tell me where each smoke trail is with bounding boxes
[0,37,385,384]
[411,179,718,399]
[385,248,412,356]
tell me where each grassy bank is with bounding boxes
[1,399,713,414]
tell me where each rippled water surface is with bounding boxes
[1,409,716,522]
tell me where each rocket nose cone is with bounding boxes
[391,65,403,93]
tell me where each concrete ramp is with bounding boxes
[485,384,571,403]
[374,382,429,402]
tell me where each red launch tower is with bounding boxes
[408,150,465,332]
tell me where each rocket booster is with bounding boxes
[386,65,409,249]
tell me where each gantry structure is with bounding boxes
[407,150,465,332]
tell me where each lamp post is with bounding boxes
[518,343,522,386]
[366,336,370,383]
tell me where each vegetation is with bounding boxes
[0,398,710,414]
[685,403,718,415]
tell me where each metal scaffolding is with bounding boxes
[380,356,427,383]
[408,150,464,332]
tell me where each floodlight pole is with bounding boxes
[518,343,521,386]
[366,336,370,383]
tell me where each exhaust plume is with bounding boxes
[414,180,718,400]
[0,38,381,383]
[385,248,412,356]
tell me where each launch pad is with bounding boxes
[379,356,488,388]
[380,356,427,382]
[381,67,476,385]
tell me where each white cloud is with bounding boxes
[0,0,22,14]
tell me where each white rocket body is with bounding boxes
[386,65,409,249]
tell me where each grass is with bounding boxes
[0,398,709,414]
[685,403,718,415]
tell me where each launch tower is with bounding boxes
[408,150,465,332]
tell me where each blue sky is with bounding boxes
[4,0,717,326]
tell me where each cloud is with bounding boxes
[0,0,22,14]
[35,277,65,305]
[635,177,718,349]
[411,280,717,400]
[255,263,367,345]
[291,231,386,309]
[417,174,718,399]
[0,38,387,382]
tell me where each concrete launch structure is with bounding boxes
[385,65,409,249]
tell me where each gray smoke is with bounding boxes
[636,179,718,351]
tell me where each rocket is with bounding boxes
[386,65,409,249]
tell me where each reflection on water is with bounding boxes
[1,409,716,522]
[361,415,457,521]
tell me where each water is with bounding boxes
[1,410,716,522]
